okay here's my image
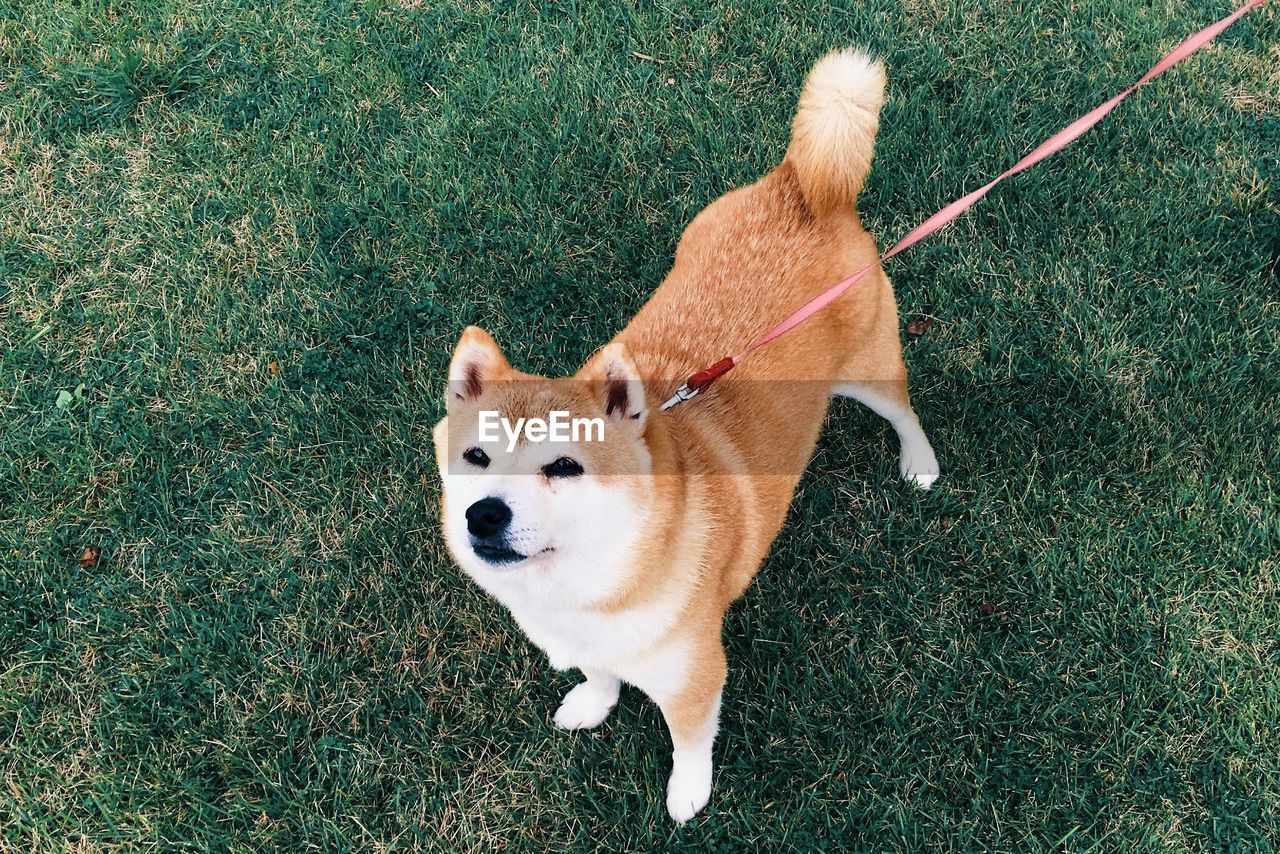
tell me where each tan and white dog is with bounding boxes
[433,48,938,822]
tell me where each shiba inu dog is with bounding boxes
[433,47,939,822]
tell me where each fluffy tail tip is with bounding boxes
[786,47,886,215]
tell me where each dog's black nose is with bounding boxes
[466,497,512,538]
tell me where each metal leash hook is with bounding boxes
[660,357,736,411]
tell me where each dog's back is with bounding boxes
[612,49,906,602]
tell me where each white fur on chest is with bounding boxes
[483,570,682,671]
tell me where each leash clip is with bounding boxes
[659,356,736,412]
[660,383,701,411]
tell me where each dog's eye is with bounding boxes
[462,447,490,469]
[543,456,583,479]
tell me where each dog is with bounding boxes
[433,47,939,822]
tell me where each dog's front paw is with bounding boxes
[553,681,618,731]
[666,754,713,823]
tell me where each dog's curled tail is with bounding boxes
[786,48,886,217]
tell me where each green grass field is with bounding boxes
[2,0,1277,849]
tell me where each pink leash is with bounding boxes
[661,0,1268,411]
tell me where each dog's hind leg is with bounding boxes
[553,668,620,731]
[834,378,939,489]
[831,284,939,489]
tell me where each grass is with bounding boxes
[1,0,1277,848]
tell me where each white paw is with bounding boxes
[665,756,713,823]
[906,470,939,489]
[553,681,618,731]
[900,443,939,490]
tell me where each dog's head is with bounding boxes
[433,326,658,598]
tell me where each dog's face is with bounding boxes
[434,327,656,600]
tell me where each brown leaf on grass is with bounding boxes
[267,361,280,376]
[79,547,100,568]
[906,315,934,337]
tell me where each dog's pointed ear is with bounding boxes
[448,326,510,401]
[587,342,647,428]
